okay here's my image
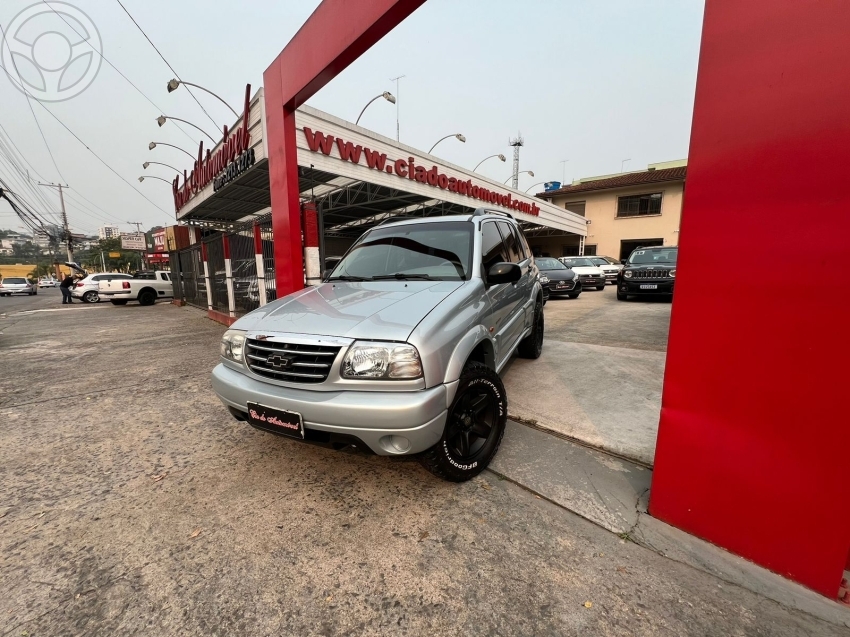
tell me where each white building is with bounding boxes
[98,225,121,240]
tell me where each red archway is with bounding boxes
[263,0,850,597]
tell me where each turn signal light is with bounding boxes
[122,282,131,289]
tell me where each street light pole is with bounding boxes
[138,176,173,185]
[504,171,534,185]
[429,133,466,154]
[156,115,218,144]
[166,79,239,118]
[473,154,506,172]
[355,92,396,126]
[143,161,182,175]
[389,75,405,141]
[149,142,195,159]
[524,181,547,193]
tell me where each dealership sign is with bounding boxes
[302,127,541,216]
[173,84,253,211]
[120,233,146,250]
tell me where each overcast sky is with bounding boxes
[0,0,704,236]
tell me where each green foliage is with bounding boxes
[77,237,142,272]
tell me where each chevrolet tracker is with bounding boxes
[212,209,545,481]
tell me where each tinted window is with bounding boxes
[3,277,26,284]
[481,222,508,271]
[535,258,567,270]
[497,221,521,263]
[135,272,156,280]
[92,275,103,281]
[628,248,678,264]
[331,221,473,280]
[561,258,596,267]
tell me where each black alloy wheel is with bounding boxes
[138,289,156,306]
[420,362,507,482]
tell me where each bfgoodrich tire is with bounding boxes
[420,362,507,482]
[518,300,543,359]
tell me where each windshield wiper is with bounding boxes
[370,273,438,281]
[327,275,369,281]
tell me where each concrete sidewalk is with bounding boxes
[491,420,850,631]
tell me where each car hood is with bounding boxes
[231,280,465,342]
[569,266,605,275]
[625,264,676,270]
[539,269,576,281]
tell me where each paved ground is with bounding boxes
[503,286,671,464]
[2,291,845,635]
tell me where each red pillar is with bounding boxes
[650,0,850,596]
[261,0,426,299]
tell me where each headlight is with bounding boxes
[539,274,550,284]
[220,329,246,363]
[624,270,633,279]
[669,269,676,278]
[342,341,422,380]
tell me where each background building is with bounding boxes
[535,160,686,260]
[98,225,121,240]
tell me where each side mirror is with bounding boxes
[620,259,627,265]
[487,262,521,286]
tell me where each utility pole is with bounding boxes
[509,133,525,190]
[390,75,405,142]
[560,159,569,185]
[38,182,72,262]
[127,221,144,232]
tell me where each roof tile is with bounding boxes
[537,166,686,198]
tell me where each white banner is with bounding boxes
[121,233,146,250]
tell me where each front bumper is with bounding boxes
[211,363,448,456]
[546,281,579,295]
[619,280,675,295]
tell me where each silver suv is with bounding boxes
[212,209,544,481]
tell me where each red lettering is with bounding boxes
[414,166,427,183]
[437,174,449,189]
[472,186,480,198]
[426,166,439,186]
[448,177,458,192]
[408,157,416,180]
[531,203,540,216]
[363,148,388,170]
[393,158,408,177]
[457,180,468,195]
[335,138,363,163]
[303,127,335,154]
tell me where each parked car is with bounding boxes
[558,257,607,290]
[64,264,134,303]
[616,246,678,301]
[0,277,36,296]
[212,209,544,482]
[535,257,581,300]
[586,256,623,284]
[98,270,174,305]
[38,277,59,288]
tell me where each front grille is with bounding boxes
[632,269,669,279]
[245,339,341,383]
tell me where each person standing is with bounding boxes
[59,274,75,304]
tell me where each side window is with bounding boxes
[511,224,529,261]
[496,221,521,263]
[92,275,102,281]
[481,222,508,271]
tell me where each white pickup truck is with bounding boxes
[99,270,173,306]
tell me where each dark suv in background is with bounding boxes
[616,246,677,301]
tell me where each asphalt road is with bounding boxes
[0,298,843,636]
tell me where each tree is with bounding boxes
[11,241,39,259]
[28,263,54,278]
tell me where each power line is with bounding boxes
[37,0,201,147]
[0,26,67,183]
[0,60,175,222]
[114,0,222,132]
[0,129,58,214]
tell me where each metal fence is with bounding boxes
[170,214,276,317]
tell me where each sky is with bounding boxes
[0,0,705,237]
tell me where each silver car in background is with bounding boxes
[0,277,36,296]
[212,209,544,482]
[587,255,623,284]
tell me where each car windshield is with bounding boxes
[330,221,473,281]
[561,258,596,267]
[589,257,613,266]
[628,248,678,264]
[535,257,567,270]
[3,278,26,284]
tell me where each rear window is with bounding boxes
[3,278,26,284]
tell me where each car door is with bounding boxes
[480,221,515,367]
[495,221,533,352]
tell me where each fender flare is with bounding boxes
[443,324,495,387]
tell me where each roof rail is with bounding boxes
[471,207,514,220]
[375,214,424,227]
